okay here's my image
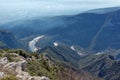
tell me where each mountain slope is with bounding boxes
[86,7,120,14]
[39,44,81,68]
[0,49,101,80]
[1,7,120,52]
[79,54,120,80]
[0,30,23,49]
[46,8,120,52]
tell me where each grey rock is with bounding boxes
[40,76,49,80]
[0,56,49,80]
[31,76,49,80]
[0,72,5,77]
[0,57,8,66]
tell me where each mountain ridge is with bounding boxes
[0,30,23,49]
[1,7,120,52]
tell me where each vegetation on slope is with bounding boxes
[0,49,100,80]
[0,75,18,80]
[79,53,120,80]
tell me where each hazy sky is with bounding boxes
[0,0,120,24]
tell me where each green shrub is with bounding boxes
[0,75,18,80]
[0,53,3,57]
[14,49,29,58]
[7,49,30,59]
[4,53,14,62]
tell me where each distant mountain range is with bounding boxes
[86,7,120,14]
[1,7,120,52]
[0,7,120,80]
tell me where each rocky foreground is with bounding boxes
[0,52,49,80]
[0,49,104,80]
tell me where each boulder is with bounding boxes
[0,57,8,66]
[0,72,5,77]
[40,76,49,80]
[16,72,31,80]
[10,53,25,61]
[3,60,27,73]
[3,62,17,70]
[0,57,49,80]
[31,76,49,80]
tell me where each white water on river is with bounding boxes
[29,35,44,52]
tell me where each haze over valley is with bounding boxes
[0,0,120,24]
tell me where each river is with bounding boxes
[29,35,44,52]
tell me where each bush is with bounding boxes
[4,53,14,62]
[14,49,29,58]
[0,75,18,80]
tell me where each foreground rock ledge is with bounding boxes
[0,56,49,80]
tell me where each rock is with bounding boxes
[40,76,49,80]
[3,60,27,73]
[0,56,49,80]
[3,62,17,70]
[3,60,29,80]
[10,53,25,61]
[16,60,27,72]
[10,53,19,57]
[0,57,8,66]
[16,72,31,80]
[31,76,41,80]
[0,72,5,77]
[31,76,49,80]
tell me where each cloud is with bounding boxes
[0,0,120,24]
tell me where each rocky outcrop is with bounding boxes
[3,60,27,75]
[0,72,5,77]
[0,57,8,66]
[31,76,49,80]
[0,55,49,80]
[0,57,7,78]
